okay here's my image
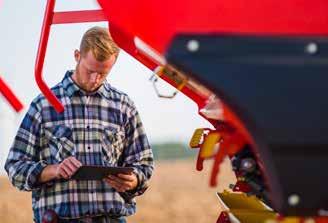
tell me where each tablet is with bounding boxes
[71,165,134,180]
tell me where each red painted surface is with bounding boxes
[232,181,252,193]
[216,211,231,223]
[98,0,328,55]
[0,76,24,112]
[52,10,106,24]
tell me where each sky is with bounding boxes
[0,1,211,173]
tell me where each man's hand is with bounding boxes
[104,172,138,192]
[54,157,82,180]
[39,157,82,183]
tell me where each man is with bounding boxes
[5,27,154,223]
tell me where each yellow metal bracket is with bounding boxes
[217,191,313,223]
[189,128,221,158]
[149,65,188,99]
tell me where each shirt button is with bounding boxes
[87,125,90,129]
[87,146,91,150]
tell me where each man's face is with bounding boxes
[73,50,116,92]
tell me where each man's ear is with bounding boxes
[74,49,81,63]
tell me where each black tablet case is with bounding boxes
[72,165,134,180]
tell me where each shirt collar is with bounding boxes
[62,70,111,99]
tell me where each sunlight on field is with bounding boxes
[0,159,236,223]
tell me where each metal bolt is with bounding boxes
[305,42,318,55]
[288,194,300,206]
[187,40,199,52]
[240,158,256,173]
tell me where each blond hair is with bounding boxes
[80,26,120,61]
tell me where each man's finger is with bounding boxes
[105,178,129,192]
[63,160,78,173]
[107,175,128,185]
[61,164,73,177]
[105,176,122,186]
[59,168,69,179]
[68,157,82,168]
[117,173,135,182]
[105,178,124,192]
[111,178,131,191]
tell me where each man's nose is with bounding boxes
[90,72,99,83]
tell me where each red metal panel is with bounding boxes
[53,10,106,24]
[0,76,24,112]
[98,0,328,55]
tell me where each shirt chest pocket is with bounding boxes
[44,125,75,163]
[101,126,125,166]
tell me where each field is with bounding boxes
[0,159,236,223]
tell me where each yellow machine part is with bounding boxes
[200,132,221,158]
[218,191,270,211]
[217,191,305,223]
[189,128,205,148]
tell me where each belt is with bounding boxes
[59,214,124,223]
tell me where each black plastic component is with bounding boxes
[231,146,269,203]
[166,34,328,216]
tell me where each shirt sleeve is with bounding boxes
[5,100,47,191]
[120,99,154,200]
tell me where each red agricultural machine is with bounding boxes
[2,0,328,222]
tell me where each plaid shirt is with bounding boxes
[5,71,154,223]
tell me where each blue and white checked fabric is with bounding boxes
[5,71,154,223]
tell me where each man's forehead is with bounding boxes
[82,52,115,71]
[83,50,116,62]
